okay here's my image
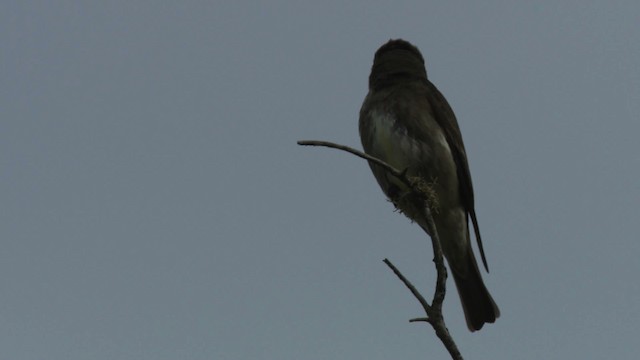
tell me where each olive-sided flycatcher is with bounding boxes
[359,39,499,331]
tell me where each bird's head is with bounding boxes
[369,39,428,90]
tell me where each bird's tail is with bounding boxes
[451,249,500,331]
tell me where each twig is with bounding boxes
[298,139,463,359]
[297,140,411,188]
[383,259,461,360]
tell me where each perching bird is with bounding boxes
[359,39,499,331]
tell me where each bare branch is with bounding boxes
[298,139,464,359]
[383,258,462,360]
[297,140,411,188]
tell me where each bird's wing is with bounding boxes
[424,80,489,272]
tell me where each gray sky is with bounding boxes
[2,1,640,359]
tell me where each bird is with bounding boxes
[359,39,500,331]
